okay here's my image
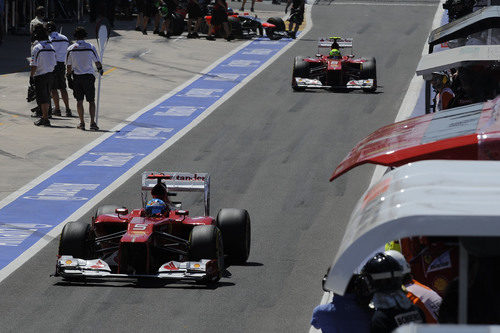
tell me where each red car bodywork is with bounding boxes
[330,95,500,181]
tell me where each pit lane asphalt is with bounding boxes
[0,1,439,331]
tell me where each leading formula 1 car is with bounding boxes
[292,37,377,92]
[54,172,251,285]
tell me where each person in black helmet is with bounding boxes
[361,252,426,333]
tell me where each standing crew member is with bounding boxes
[206,0,231,41]
[30,6,46,37]
[285,0,304,39]
[66,27,103,131]
[186,0,203,38]
[30,24,56,127]
[46,21,72,117]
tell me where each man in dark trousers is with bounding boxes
[46,21,72,117]
[66,27,103,131]
[206,0,231,41]
[285,0,304,39]
[30,24,56,127]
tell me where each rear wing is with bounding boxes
[141,172,210,216]
[317,37,353,48]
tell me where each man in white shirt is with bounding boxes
[30,24,56,127]
[66,26,103,131]
[46,21,72,117]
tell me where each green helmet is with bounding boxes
[329,49,341,58]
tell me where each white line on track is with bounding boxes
[0,6,314,284]
[310,1,445,332]
[332,2,436,6]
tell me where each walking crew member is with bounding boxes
[66,27,103,131]
[47,21,72,117]
[285,0,304,39]
[186,0,203,38]
[30,24,56,127]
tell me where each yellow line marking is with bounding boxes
[11,115,19,118]
[0,123,3,125]
[103,67,117,75]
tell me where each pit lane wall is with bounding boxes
[0,34,304,278]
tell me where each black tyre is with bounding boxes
[216,208,251,264]
[292,56,309,91]
[94,204,122,219]
[58,221,94,259]
[189,225,224,282]
[169,13,186,36]
[267,16,285,31]
[228,16,242,38]
[360,57,377,93]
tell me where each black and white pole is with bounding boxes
[95,23,109,127]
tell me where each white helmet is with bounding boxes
[384,250,411,275]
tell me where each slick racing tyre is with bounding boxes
[94,204,122,219]
[266,17,285,40]
[292,56,309,91]
[216,208,251,264]
[228,16,242,38]
[58,221,95,259]
[189,225,224,283]
[360,57,377,93]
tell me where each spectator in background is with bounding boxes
[30,24,56,127]
[187,0,203,38]
[158,0,178,38]
[285,0,304,39]
[30,6,46,37]
[0,0,4,45]
[66,26,103,131]
[240,0,255,12]
[311,274,372,333]
[135,0,145,31]
[431,72,454,111]
[385,250,442,324]
[142,0,161,35]
[206,0,231,41]
[46,21,72,117]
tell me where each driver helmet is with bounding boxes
[329,48,341,59]
[146,199,167,216]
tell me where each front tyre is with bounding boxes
[292,56,309,91]
[189,225,224,283]
[360,57,377,93]
[58,221,94,259]
[216,208,251,264]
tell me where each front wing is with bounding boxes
[293,77,375,90]
[55,256,219,282]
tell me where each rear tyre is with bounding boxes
[228,16,242,38]
[360,57,377,93]
[58,221,94,259]
[216,208,251,264]
[292,56,309,91]
[189,225,224,283]
[267,16,285,31]
[266,17,285,40]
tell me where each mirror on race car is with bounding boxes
[115,208,128,216]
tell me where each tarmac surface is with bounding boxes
[0,1,439,332]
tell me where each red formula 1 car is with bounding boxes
[292,37,377,92]
[55,172,251,285]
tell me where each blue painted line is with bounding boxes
[0,37,296,269]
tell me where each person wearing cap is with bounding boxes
[30,24,56,127]
[431,72,454,111]
[362,252,426,332]
[66,26,103,131]
[46,21,72,117]
[385,250,442,324]
[30,6,46,37]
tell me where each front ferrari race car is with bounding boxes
[54,172,251,285]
